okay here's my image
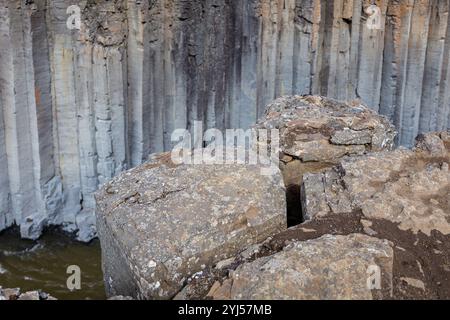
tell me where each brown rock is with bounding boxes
[211,234,394,300]
[255,95,396,223]
[96,149,287,300]
[301,131,450,236]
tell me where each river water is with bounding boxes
[0,228,105,300]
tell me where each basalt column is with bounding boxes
[0,0,449,240]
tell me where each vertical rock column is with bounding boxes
[31,0,63,230]
[48,0,83,231]
[379,0,450,147]
[419,1,450,135]
[0,83,12,231]
[126,0,150,166]
[0,0,60,239]
[0,2,11,230]
[88,1,128,241]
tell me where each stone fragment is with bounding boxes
[256,95,396,160]
[331,128,373,145]
[17,291,40,300]
[20,215,47,241]
[3,288,20,300]
[211,234,394,300]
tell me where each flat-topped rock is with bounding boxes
[95,151,287,299]
[209,234,394,300]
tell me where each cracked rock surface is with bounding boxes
[255,95,396,225]
[301,131,450,234]
[256,95,396,161]
[95,151,287,299]
[177,132,449,300]
[209,234,394,300]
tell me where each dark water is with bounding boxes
[0,228,105,300]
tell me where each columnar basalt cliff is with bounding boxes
[1,0,450,240]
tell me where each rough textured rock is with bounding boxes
[173,132,449,300]
[301,131,450,235]
[287,131,450,299]
[257,96,396,160]
[95,151,287,299]
[0,287,56,300]
[209,234,394,300]
[255,95,395,224]
[1,0,450,241]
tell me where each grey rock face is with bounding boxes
[209,234,394,300]
[95,151,287,299]
[0,0,449,240]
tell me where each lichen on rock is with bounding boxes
[209,234,394,300]
[255,95,396,225]
[301,131,450,236]
[95,149,287,299]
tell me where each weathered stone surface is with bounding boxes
[1,1,450,241]
[96,151,287,299]
[0,287,56,301]
[245,209,450,299]
[175,132,449,300]
[269,131,450,299]
[255,95,395,224]
[19,215,47,241]
[209,234,394,300]
[301,131,450,236]
[256,95,396,161]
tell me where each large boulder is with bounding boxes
[301,131,450,235]
[209,234,394,300]
[255,95,396,225]
[95,151,287,299]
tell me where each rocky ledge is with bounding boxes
[185,131,449,300]
[96,96,449,300]
[255,95,396,225]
